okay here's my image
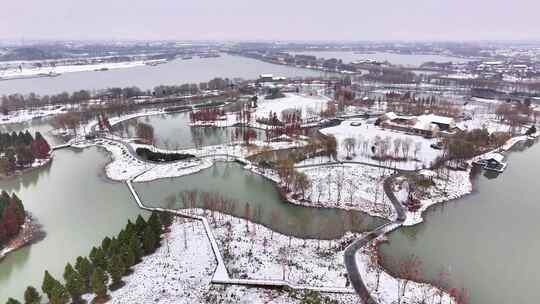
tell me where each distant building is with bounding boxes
[380,112,456,137]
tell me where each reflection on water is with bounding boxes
[0,148,144,302]
[115,112,266,149]
[135,162,387,239]
[379,138,540,304]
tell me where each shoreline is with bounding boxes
[0,213,46,262]
[0,156,53,181]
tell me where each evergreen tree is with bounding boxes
[121,244,136,269]
[89,246,107,269]
[134,215,147,237]
[49,282,69,304]
[41,270,56,298]
[148,212,163,238]
[101,237,112,254]
[107,254,126,287]
[128,233,144,262]
[23,286,41,304]
[75,256,93,292]
[90,267,108,300]
[142,225,158,254]
[64,269,84,303]
[5,298,21,304]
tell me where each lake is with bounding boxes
[0,54,323,95]
[379,139,540,304]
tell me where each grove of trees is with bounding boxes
[0,131,51,175]
[0,191,26,249]
[8,212,165,304]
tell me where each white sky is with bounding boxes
[2,0,539,41]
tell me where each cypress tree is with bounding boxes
[23,286,41,304]
[90,267,108,300]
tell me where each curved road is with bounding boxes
[344,173,406,303]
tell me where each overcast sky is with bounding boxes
[2,0,539,41]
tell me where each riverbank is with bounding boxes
[0,214,45,262]
[0,156,53,181]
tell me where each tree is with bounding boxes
[23,286,41,304]
[121,244,136,269]
[5,299,21,304]
[342,137,356,159]
[64,263,84,303]
[147,212,163,239]
[41,271,56,298]
[90,267,108,300]
[142,225,158,254]
[107,254,126,288]
[74,256,93,292]
[89,246,107,269]
[48,283,69,304]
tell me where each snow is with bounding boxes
[357,243,456,304]
[255,93,329,121]
[0,106,66,125]
[320,120,443,170]
[297,164,396,220]
[105,219,216,304]
[0,61,147,80]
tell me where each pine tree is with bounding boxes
[148,212,163,239]
[128,233,143,262]
[74,256,93,292]
[90,267,108,300]
[135,215,147,237]
[48,282,69,304]
[41,270,56,298]
[142,225,158,254]
[64,269,84,303]
[101,237,112,254]
[23,286,41,304]
[107,254,126,288]
[89,246,107,269]
[121,244,136,269]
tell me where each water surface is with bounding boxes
[379,140,540,304]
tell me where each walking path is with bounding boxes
[125,179,356,294]
[343,173,407,303]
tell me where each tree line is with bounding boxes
[0,191,26,249]
[0,131,51,175]
[1,77,236,113]
[5,212,166,304]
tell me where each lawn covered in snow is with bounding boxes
[255,93,329,121]
[320,120,444,170]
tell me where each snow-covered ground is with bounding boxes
[0,61,148,80]
[298,164,396,220]
[0,106,66,124]
[255,93,330,121]
[100,213,454,304]
[320,120,443,170]
[357,243,456,304]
